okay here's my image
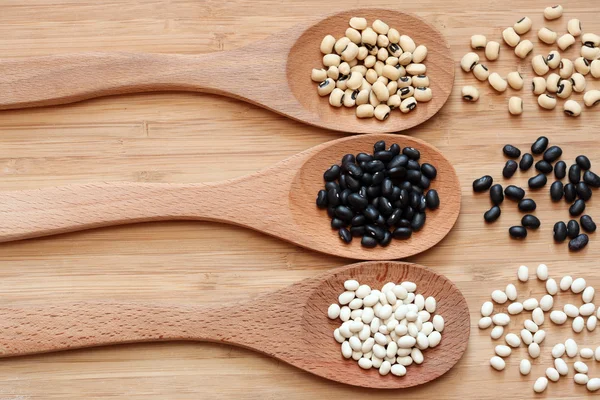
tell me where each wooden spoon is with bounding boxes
[0,261,470,389]
[0,134,461,260]
[0,9,453,134]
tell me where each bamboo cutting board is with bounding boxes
[1,0,600,399]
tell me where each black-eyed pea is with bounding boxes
[364,55,376,68]
[462,86,480,102]
[509,96,523,115]
[338,62,351,76]
[372,81,389,102]
[547,73,560,92]
[345,28,362,44]
[515,40,533,59]
[559,59,574,79]
[399,35,416,52]
[502,27,521,47]
[349,17,367,30]
[327,66,339,80]
[507,72,524,90]
[323,54,341,67]
[544,5,563,20]
[376,76,388,85]
[372,19,389,35]
[368,45,379,55]
[374,61,384,76]
[400,97,417,113]
[557,34,576,51]
[366,68,378,84]
[387,28,400,44]
[564,100,582,116]
[342,42,359,62]
[387,81,398,96]
[546,51,561,69]
[399,86,415,99]
[356,104,375,118]
[485,41,500,61]
[473,64,490,81]
[356,89,370,105]
[359,79,371,91]
[343,89,358,107]
[398,52,412,66]
[582,33,600,47]
[397,76,412,88]
[387,94,401,109]
[369,89,381,107]
[395,64,406,78]
[461,52,480,72]
[377,47,389,61]
[514,17,532,34]
[414,87,432,102]
[336,76,348,90]
[538,28,557,44]
[377,34,389,48]
[571,73,586,93]
[329,88,345,107]
[568,19,582,36]
[583,90,600,107]
[557,79,573,99]
[346,71,363,90]
[574,57,591,75]
[538,94,557,110]
[361,28,378,46]
[592,60,600,79]
[489,72,508,92]
[532,55,549,76]
[532,77,547,95]
[357,46,368,61]
[351,65,367,76]
[385,57,399,66]
[311,68,327,82]
[387,43,403,58]
[347,58,358,68]
[412,75,429,87]
[320,35,336,54]
[374,104,391,121]
[334,37,351,55]
[471,35,487,50]
[406,63,426,76]
[582,46,600,62]
[317,78,336,96]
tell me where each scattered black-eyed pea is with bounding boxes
[473,64,490,81]
[374,104,391,121]
[461,52,479,72]
[489,72,508,92]
[311,68,327,82]
[414,87,433,102]
[349,17,367,30]
[387,28,400,44]
[412,45,428,63]
[532,77,547,95]
[503,27,521,47]
[387,94,401,109]
[559,59,574,79]
[507,72,524,90]
[329,88,345,107]
[471,34,487,50]
[592,60,600,79]
[320,35,336,54]
[538,27,558,44]
[398,76,412,88]
[343,89,358,107]
[398,52,412,66]
[399,86,415,99]
[387,81,398,96]
[399,35,416,53]
[584,90,600,107]
[362,27,377,46]
[581,45,600,61]
[388,43,402,58]
[412,75,429,88]
[327,66,339,80]
[544,5,563,20]
[582,33,600,47]
[368,45,379,56]
[557,80,573,99]
[406,63,426,76]
[557,34,575,51]
[485,41,500,61]
[318,78,336,96]
[547,73,561,93]
[538,94,557,110]
[567,19,582,36]
[462,86,480,102]
[574,57,591,75]
[509,97,524,115]
[571,73,586,93]
[532,55,549,76]
[356,103,375,118]
[372,19,389,35]
[514,17,532,34]
[546,50,561,69]
[334,37,351,55]
[400,97,417,113]
[564,100,582,117]
[515,40,533,59]
[356,89,370,105]
[376,34,389,48]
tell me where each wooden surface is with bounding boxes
[0,133,461,260]
[0,261,470,389]
[1,0,600,398]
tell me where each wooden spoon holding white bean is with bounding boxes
[0,9,454,134]
[0,261,470,389]
[0,134,461,260]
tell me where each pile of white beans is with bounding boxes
[328,279,444,376]
[460,5,600,117]
[312,17,432,121]
[480,263,600,393]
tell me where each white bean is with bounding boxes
[518,265,529,282]
[587,316,597,331]
[432,315,444,332]
[508,302,524,315]
[589,378,600,392]
[575,374,589,385]
[492,290,508,304]
[566,338,578,357]
[520,359,531,375]
[575,361,589,374]
[524,319,538,332]
[580,303,596,317]
[534,377,548,393]
[523,298,539,310]
[583,287,596,303]
[492,313,510,326]
[529,342,541,358]
[546,367,560,382]
[495,345,512,357]
[505,284,517,301]
[533,308,544,325]
[428,331,442,347]
[390,364,406,376]
[521,329,533,345]
[564,304,579,318]
[555,358,569,376]
[580,348,594,359]
[505,333,521,347]
[491,326,504,340]
[533,329,546,344]
[536,264,548,280]
[490,356,506,371]
[560,276,573,291]
[552,343,566,358]
[550,310,568,325]
[540,295,554,311]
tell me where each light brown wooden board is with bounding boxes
[1,0,600,399]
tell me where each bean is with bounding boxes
[554,161,567,179]
[532,55,549,76]
[570,199,586,216]
[489,73,508,92]
[514,17,532,34]
[402,147,420,160]
[399,97,417,113]
[571,73,586,93]
[356,104,375,118]
[538,27,557,44]
[576,182,592,201]
[503,160,518,178]
[507,72,524,90]
[520,153,534,171]
[564,183,577,203]
[544,146,562,163]
[560,59,574,79]
[461,86,480,101]
[473,175,493,192]
[505,185,525,201]
[522,215,540,229]
[546,51,561,69]
[569,234,589,251]
[503,144,521,158]
[509,226,527,239]
[514,40,533,59]
[420,163,437,180]
[529,174,547,189]
[575,155,591,170]
[547,73,560,93]
[335,205,354,221]
[485,41,500,61]
[339,227,352,243]
[550,181,564,201]
[584,170,600,187]
[538,94,556,110]
[554,222,568,242]
[532,77,547,95]
[502,27,520,47]
[361,235,377,248]
[581,215,597,233]
[557,79,573,98]
[392,227,412,239]
[535,161,553,174]
[544,5,563,20]
[490,184,504,205]
[569,164,581,184]
[567,220,580,239]
[531,136,549,155]
[350,226,365,237]
[558,33,575,51]
[519,198,536,212]
[425,190,440,210]
[473,64,490,81]
[484,206,501,223]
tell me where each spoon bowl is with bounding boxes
[0,261,470,389]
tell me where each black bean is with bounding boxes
[346,175,361,191]
[543,146,563,163]
[378,197,394,216]
[340,189,351,205]
[339,174,347,190]
[473,175,494,192]
[348,192,368,210]
[363,205,380,221]
[396,219,411,228]
[380,230,392,246]
[386,209,403,227]
[367,185,381,198]
[419,175,430,190]
[372,171,385,185]
[522,214,541,229]
[388,167,407,179]
[365,160,385,173]
[399,181,412,192]
[528,173,547,189]
[327,205,336,218]
[584,170,600,188]
[390,186,402,202]
[375,214,386,227]
[569,164,581,184]
[351,214,366,226]
[327,188,341,207]
[426,189,440,209]
[503,144,521,158]
[570,199,586,216]
[374,150,394,162]
[505,185,525,201]
[406,170,422,184]
[403,206,415,221]
[381,178,393,197]
[519,153,534,171]
[398,189,410,208]
[503,160,518,178]
[339,227,352,243]
[331,218,346,229]
[402,147,420,160]
[412,186,423,195]
[316,190,328,208]
[484,206,501,223]
[341,154,355,165]
[509,226,528,238]
[374,140,386,152]
[359,186,368,199]
[361,172,373,186]
[581,215,597,233]
[531,136,549,154]
[387,155,408,169]
[576,155,591,170]
[518,198,537,212]
[323,165,340,181]
[325,181,340,192]
[421,163,437,180]
[490,184,504,205]
[345,163,363,178]
[550,181,564,201]
[365,224,386,241]
[569,234,589,251]
[576,182,592,201]
[406,160,421,171]
[392,227,413,239]
[564,183,577,203]
[411,213,426,231]
[554,161,567,180]
[356,153,373,163]
[335,205,353,221]
[409,191,421,209]
[350,225,365,237]
[535,160,553,174]
[554,221,568,242]
[389,144,400,156]
[567,220,580,239]
[361,235,378,248]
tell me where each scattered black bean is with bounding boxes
[531,136,549,155]
[407,160,420,170]
[564,183,577,203]
[339,227,352,243]
[335,205,354,221]
[535,160,553,174]
[374,140,386,152]
[402,147,420,160]
[342,154,355,165]
[324,165,341,181]
[583,170,600,188]
[518,198,537,212]
[554,161,567,180]
[380,230,392,246]
[505,185,526,201]
[484,206,501,222]
[576,182,592,201]
[356,153,373,163]
[361,235,378,248]
[426,189,440,209]
[528,173,548,189]
[389,144,400,157]
[550,181,564,201]
[503,144,521,158]
[473,175,494,192]
[522,214,541,229]
[554,221,568,242]
[421,163,437,180]
[393,227,413,239]
[543,146,563,163]
[411,213,426,231]
[569,234,589,251]
[567,219,580,238]
[581,215,597,233]
[570,199,586,216]
[503,160,518,178]
[569,164,581,184]
[490,184,504,205]
[316,190,328,208]
[576,155,591,170]
[520,153,534,171]
[387,155,408,169]
[509,226,528,239]
[331,218,346,229]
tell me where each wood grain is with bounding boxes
[0,134,461,260]
[0,8,454,134]
[1,0,600,399]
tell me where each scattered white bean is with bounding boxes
[550,310,568,325]
[575,361,589,374]
[505,333,521,348]
[575,374,589,385]
[495,345,512,357]
[546,367,560,382]
[518,265,529,282]
[533,329,546,344]
[481,301,494,317]
[580,303,596,317]
[552,343,566,358]
[520,359,531,375]
[524,319,539,332]
[534,377,548,393]
[566,338,578,357]
[589,378,600,392]
[508,302,524,315]
[491,326,504,340]
[529,342,541,358]
[493,313,511,326]
[521,329,533,345]
[587,316,597,332]
[572,278,587,294]
[583,287,595,303]
[490,356,506,371]
[523,298,539,311]
[536,264,549,281]
[532,308,545,326]
[560,276,573,291]
[555,358,569,376]
[540,295,554,311]
[580,348,594,359]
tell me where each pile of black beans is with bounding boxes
[316,140,439,248]
[472,136,598,252]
